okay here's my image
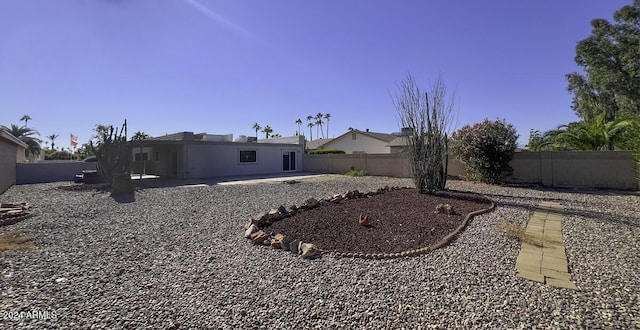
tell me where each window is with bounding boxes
[239,150,257,163]
[134,153,149,161]
[352,133,357,140]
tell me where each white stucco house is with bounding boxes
[0,129,28,193]
[134,132,305,179]
[310,129,398,154]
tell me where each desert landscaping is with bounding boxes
[1,175,638,328]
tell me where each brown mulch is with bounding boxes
[266,188,493,255]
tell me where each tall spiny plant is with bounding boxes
[89,120,133,196]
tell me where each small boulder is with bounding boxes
[270,234,285,249]
[302,198,320,209]
[249,230,269,244]
[300,243,319,258]
[289,239,301,254]
[281,236,294,251]
[244,224,259,238]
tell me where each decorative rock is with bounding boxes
[277,205,288,216]
[435,203,455,215]
[300,243,319,258]
[330,194,343,203]
[249,230,269,244]
[270,234,285,249]
[358,213,370,227]
[302,198,320,209]
[289,240,301,254]
[244,224,259,238]
[281,236,294,251]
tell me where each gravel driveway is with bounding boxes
[1,176,638,329]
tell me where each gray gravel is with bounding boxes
[0,176,638,329]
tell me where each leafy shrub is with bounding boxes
[45,150,74,160]
[450,118,518,183]
[345,166,368,177]
[309,149,345,154]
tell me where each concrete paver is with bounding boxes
[514,201,578,290]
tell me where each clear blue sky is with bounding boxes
[0,0,632,150]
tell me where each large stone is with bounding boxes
[270,234,285,249]
[302,198,320,209]
[300,243,319,258]
[244,224,259,238]
[289,239,301,254]
[249,230,269,244]
[281,236,294,251]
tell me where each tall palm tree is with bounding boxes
[554,113,634,150]
[315,112,324,139]
[1,124,42,158]
[20,115,32,128]
[295,118,303,136]
[324,113,331,138]
[262,125,273,139]
[252,123,261,139]
[307,122,314,140]
[47,134,59,150]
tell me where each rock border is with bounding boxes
[242,186,495,259]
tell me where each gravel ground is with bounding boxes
[0,176,638,329]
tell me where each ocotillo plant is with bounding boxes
[89,120,133,196]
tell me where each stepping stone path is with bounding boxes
[515,201,578,290]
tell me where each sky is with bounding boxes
[0,0,633,150]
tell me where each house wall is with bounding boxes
[321,132,390,154]
[16,161,97,184]
[304,151,638,190]
[0,138,19,194]
[183,142,304,179]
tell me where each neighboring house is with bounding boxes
[315,129,398,154]
[305,138,334,153]
[0,129,28,193]
[387,136,409,154]
[137,132,304,179]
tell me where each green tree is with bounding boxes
[526,129,557,151]
[47,134,59,150]
[0,124,42,159]
[306,121,314,140]
[295,118,303,136]
[566,0,640,121]
[20,115,31,128]
[252,123,261,139]
[262,125,273,139]
[324,113,331,138]
[553,112,635,151]
[315,113,324,139]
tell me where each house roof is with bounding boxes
[353,130,397,143]
[306,138,334,149]
[0,129,28,148]
[387,136,409,147]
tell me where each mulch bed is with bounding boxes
[266,188,493,255]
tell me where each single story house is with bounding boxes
[305,138,334,153]
[0,129,28,193]
[132,132,305,179]
[312,129,398,154]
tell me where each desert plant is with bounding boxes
[393,74,454,194]
[89,120,134,196]
[345,166,368,177]
[450,118,518,184]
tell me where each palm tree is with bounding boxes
[131,131,151,176]
[252,123,261,139]
[553,113,634,150]
[262,125,273,139]
[20,115,32,128]
[526,129,557,151]
[315,112,324,138]
[307,122,314,140]
[1,124,42,158]
[47,134,59,150]
[295,118,303,136]
[324,113,331,138]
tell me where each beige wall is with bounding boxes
[304,151,638,190]
[321,132,390,154]
[0,138,19,193]
[16,161,98,184]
